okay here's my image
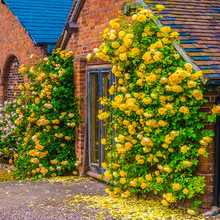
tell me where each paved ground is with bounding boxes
[0,176,114,220]
[0,170,218,220]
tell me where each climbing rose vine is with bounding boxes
[2,49,80,179]
[87,5,220,210]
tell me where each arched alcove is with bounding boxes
[1,55,24,103]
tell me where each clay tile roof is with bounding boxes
[3,0,74,47]
[145,0,220,77]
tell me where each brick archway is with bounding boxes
[0,54,23,104]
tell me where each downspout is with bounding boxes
[211,95,220,216]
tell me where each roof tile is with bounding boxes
[4,0,74,46]
[145,0,220,75]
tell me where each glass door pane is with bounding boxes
[101,72,110,163]
[88,69,112,174]
[88,73,99,166]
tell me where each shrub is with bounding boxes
[4,49,80,179]
[0,100,20,161]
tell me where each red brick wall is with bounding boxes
[0,3,47,103]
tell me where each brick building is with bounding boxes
[0,0,73,103]
[57,0,220,213]
[0,0,219,214]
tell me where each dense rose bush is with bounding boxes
[88,5,220,211]
[0,49,80,179]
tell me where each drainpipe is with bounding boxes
[210,96,220,216]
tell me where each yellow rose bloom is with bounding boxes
[183,161,193,167]
[101,138,106,145]
[185,63,192,70]
[192,89,203,100]
[137,14,147,23]
[35,98,40,104]
[161,26,171,33]
[156,4,165,11]
[172,183,182,191]
[156,177,163,182]
[183,188,189,195]
[170,31,179,38]
[131,47,141,57]
[124,38,132,48]
[101,162,108,169]
[124,190,130,196]
[119,53,127,61]
[112,42,120,48]
[30,158,39,164]
[120,178,127,184]
[65,136,71,140]
[198,148,206,155]
[180,145,188,153]
[120,170,126,177]
[180,96,187,102]
[212,106,220,114]
[119,31,126,39]
[158,107,167,115]
[179,106,189,115]
[87,53,93,61]
[145,174,152,181]
[113,172,119,177]
[19,84,24,90]
[112,22,120,29]
[143,97,152,105]
[141,182,147,189]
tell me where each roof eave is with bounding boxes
[56,0,85,50]
[205,80,220,88]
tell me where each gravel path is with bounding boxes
[0,176,115,220]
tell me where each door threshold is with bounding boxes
[87,170,109,183]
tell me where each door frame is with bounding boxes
[87,66,113,174]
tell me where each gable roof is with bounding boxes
[3,0,74,50]
[144,0,220,78]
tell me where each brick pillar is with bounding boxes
[198,89,220,212]
[73,58,87,174]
